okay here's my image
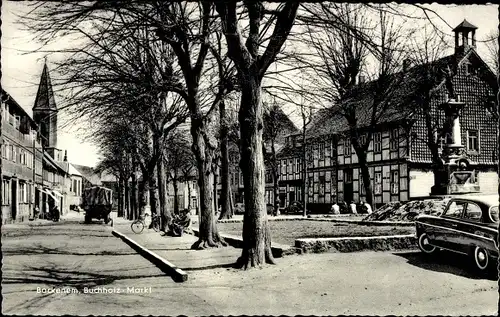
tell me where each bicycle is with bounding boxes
[130,213,161,234]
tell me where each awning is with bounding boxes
[40,188,57,200]
[52,190,63,198]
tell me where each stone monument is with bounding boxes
[430,96,480,195]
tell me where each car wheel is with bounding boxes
[418,233,436,254]
[473,246,490,271]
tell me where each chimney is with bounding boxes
[63,150,67,162]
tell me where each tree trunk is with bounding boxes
[271,138,280,216]
[219,100,232,220]
[496,10,500,314]
[187,178,192,210]
[423,100,445,191]
[190,115,226,249]
[353,142,374,206]
[121,177,127,217]
[124,177,130,220]
[131,166,139,220]
[138,176,149,218]
[148,170,160,229]
[229,185,234,215]
[157,159,171,231]
[173,175,179,215]
[302,128,308,217]
[117,176,124,217]
[237,75,275,269]
[214,168,218,215]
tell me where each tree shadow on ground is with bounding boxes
[2,260,167,313]
[181,262,238,271]
[394,250,496,281]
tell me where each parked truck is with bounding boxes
[82,186,113,224]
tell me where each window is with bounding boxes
[265,171,272,183]
[359,134,367,147]
[374,172,382,195]
[390,170,399,194]
[319,142,325,159]
[344,170,353,183]
[467,130,479,153]
[344,137,351,156]
[319,175,325,195]
[296,158,301,174]
[15,115,20,130]
[313,144,319,160]
[12,145,16,162]
[445,201,466,218]
[2,178,10,205]
[360,173,365,195]
[464,203,482,222]
[374,132,382,153]
[1,142,6,159]
[19,182,27,203]
[390,129,399,151]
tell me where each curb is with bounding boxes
[295,234,417,253]
[191,229,298,257]
[112,230,188,283]
[215,216,414,226]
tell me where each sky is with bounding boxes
[1,2,499,168]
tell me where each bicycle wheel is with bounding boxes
[131,220,145,234]
[152,218,160,232]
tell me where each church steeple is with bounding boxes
[33,62,57,110]
[453,19,477,55]
[33,61,61,160]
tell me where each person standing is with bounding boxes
[364,201,373,214]
[350,201,357,214]
[331,203,340,214]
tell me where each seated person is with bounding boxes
[169,209,192,236]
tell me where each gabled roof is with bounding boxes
[452,19,478,32]
[72,164,102,186]
[2,89,38,127]
[263,103,299,133]
[68,163,83,177]
[33,63,57,111]
[306,50,482,138]
[43,152,67,175]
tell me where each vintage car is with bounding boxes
[415,195,499,272]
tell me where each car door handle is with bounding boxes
[450,223,458,228]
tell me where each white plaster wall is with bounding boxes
[478,171,499,194]
[409,170,434,198]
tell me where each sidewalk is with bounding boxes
[112,216,242,271]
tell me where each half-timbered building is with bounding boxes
[277,20,498,213]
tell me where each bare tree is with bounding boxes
[214,2,300,268]
[300,99,313,216]
[263,97,297,216]
[406,26,454,193]
[484,30,498,75]
[164,130,195,215]
[303,4,412,207]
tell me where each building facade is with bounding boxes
[1,90,42,223]
[1,62,84,223]
[276,21,498,213]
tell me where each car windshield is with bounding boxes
[489,206,499,223]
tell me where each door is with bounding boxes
[11,180,17,221]
[433,200,466,252]
[289,191,295,204]
[344,169,353,204]
[460,202,496,254]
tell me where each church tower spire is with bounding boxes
[33,61,61,160]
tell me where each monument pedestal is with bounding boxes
[430,98,480,196]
